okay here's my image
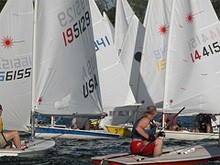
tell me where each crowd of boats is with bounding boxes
[0,0,220,164]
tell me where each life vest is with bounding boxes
[131,117,157,140]
[0,117,3,132]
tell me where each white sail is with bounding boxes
[114,0,134,54]
[0,0,33,131]
[33,0,102,115]
[103,12,115,42]
[164,0,220,114]
[143,2,150,28]
[119,15,145,98]
[89,0,136,112]
[137,0,173,107]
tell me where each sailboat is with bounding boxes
[91,0,220,164]
[162,0,220,140]
[89,0,143,137]
[33,0,119,139]
[137,0,220,140]
[104,6,146,136]
[0,0,55,157]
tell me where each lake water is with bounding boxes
[0,138,219,165]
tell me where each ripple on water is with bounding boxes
[0,138,219,165]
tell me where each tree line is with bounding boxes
[0,0,220,26]
[95,0,220,25]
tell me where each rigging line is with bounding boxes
[160,107,185,131]
[156,107,186,154]
[115,105,140,134]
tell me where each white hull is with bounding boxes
[164,130,219,140]
[35,126,120,139]
[92,144,220,164]
[0,138,55,157]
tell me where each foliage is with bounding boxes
[212,0,220,18]
[0,0,7,12]
[1,0,220,26]
[128,0,148,23]
[96,0,220,25]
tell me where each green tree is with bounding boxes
[1,0,220,25]
[0,0,7,12]
[212,0,220,18]
[96,0,220,25]
[128,0,148,23]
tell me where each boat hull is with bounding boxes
[0,138,55,157]
[91,144,220,165]
[105,125,131,137]
[164,130,219,140]
[35,126,120,139]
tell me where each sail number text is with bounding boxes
[190,41,220,62]
[0,68,31,81]
[94,36,111,51]
[62,11,90,47]
[0,57,32,81]
[83,74,98,98]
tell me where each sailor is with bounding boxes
[194,113,216,133]
[0,104,21,149]
[130,105,164,157]
[71,116,91,130]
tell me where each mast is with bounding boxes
[162,0,175,129]
[219,116,220,145]
[31,0,38,140]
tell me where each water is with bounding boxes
[0,138,219,165]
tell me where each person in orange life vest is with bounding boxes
[130,105,164,157]
[0,104,21,149]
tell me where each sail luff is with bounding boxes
[163,0,175,112]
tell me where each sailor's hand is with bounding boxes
[157,131,165,137]
[147,134,156,142]
[154,121,161,127]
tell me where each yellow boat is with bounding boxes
[90,119,132,137]
[105,125,132,137]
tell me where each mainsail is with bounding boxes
[137,0,173,107]
[33,0,102,115]
[0,0,33,131]
[164,0,220,114]
[114,0,134,55]
[89,0,138,125]
[89,0,136,111]
[119,15,145,99]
